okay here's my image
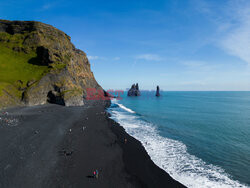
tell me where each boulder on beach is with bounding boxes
[127,83,141,96]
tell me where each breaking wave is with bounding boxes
[108,99,248,188]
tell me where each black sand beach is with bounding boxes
[0,103,185,188]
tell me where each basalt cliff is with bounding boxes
[0,20,104,109]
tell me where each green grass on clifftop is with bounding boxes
[0,43,49,99]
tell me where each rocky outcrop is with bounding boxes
[156,86,160,97]
[127,83,141,96]
[0,20,105,109]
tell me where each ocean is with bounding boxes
[108,91,250,188]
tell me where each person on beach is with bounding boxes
[93,170,96,178]
[95,170,99,179]
[124,138,127,144]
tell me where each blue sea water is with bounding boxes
[108,91,250,188]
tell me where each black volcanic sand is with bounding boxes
[0,103,185,188]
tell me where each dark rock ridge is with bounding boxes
[0,20,106,109]
[156,85,160,97]
[127,83,141,96]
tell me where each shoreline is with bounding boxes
[0,102,185,187]
[108,113,185,187]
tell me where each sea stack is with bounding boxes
[156,85,160,97]
[128,83,141,96]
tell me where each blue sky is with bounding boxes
[1,0,250,90]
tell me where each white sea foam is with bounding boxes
[108,101,249,188]
[117,103,136,113]
[111,99,136,113]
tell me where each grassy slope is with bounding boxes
[0,33,49,107]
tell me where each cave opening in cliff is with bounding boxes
[47,90,65,106]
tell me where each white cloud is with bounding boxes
[192,0,250,65]
[221,25,250,64]
[135,54,162,61]
[88,56,100,60]
[88,56,120,61]
[219,1,250,65]
[220,22,250,65]
[182,60,219,72]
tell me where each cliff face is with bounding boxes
[0,20,103,109]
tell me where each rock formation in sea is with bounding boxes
[127,83,141,96]
[156,85,160,97]
[0,20,104,109]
